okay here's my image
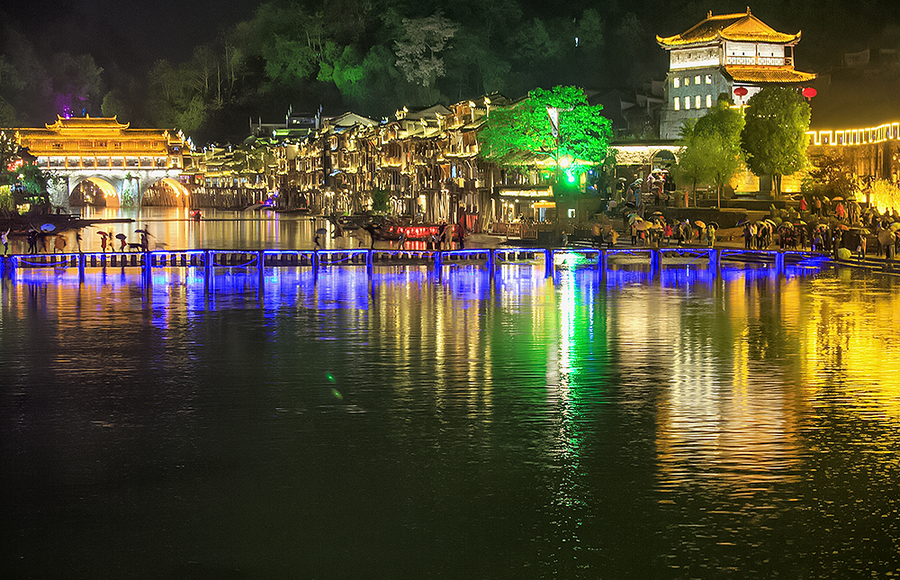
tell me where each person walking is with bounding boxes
[27,230,38,254]
[53,234,67,253]
[1,228,9,255]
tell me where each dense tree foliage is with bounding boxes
[675,95,745,206]
[479,86,612,171]
[2,0,899,144]
[741,86,811,197]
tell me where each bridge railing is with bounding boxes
[0,248,833,279]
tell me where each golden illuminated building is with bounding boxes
[13,116,189,206]
[658,8,816,139]
[17,116,185,171]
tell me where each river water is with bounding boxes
[1,218,899,578]
[13,207,375,253]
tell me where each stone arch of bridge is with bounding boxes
[140,176,191,204]
[69,175,122,207]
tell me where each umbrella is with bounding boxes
[96,230,108,237]
[40,223,55,232]
[628,213,642,225]
[115,233,127,240]
[693,220,706,229]
[794,220,807,226]
[837,247,852,260]
[736,218,749,226]
[316,228,328,236]
[891,223,900,231]
[832,196,843,201]
[837,224,850,231]
[134,229,154,237]
[652,211,663,216]
[878,229,894,245]
[708,222,719,229]
[850,227,871,235]
[635,221,653,231]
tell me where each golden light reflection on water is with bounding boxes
[655,268,900,498]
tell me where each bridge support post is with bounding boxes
[544,249,554,278]
[257,250,264,289]
[650,249,662,272]
[79,253,86,283]
[709,249,721,277]
[204,250,211,292]
[775,251,785,274]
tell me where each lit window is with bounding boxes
[705,74,712,84]
[695,95,701,108]
[674,97,680,111]
[685,96,691,109]
[695,75,701,85]
[706,94,712,108]
[684,76,690,86]
[673,77,680,88]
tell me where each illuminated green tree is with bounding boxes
[741,86,811,198]
[371,188,389,213]
[478,85,612,184]
[689,95,745,206]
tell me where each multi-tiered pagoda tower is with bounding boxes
[658,8,816,139]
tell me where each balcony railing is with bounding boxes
[725,56,792,67]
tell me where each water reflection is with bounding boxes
[1,262,899,578]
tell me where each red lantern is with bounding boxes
[734,86,748,97]
[802,87,817,99]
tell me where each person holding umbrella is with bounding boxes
[98,230,109,252]
[116,233,127,252]
[1,228,9,255]
[26,229,38,253]
[706,223,718,247]
[135,225,153,252]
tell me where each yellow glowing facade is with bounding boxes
[15,116,186,172]
[659,8,815,139]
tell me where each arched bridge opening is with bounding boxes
[69,177,120,208]
[142,177,191,207]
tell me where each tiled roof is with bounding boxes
[725,65,816,83]
[44,116,130,130]
[658,10,801,47]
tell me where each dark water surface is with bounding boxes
[1,261,899,579]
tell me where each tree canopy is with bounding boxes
[1,0,895,144]
[478,86,612,177]
[740,86,811,196]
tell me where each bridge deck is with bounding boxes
[0,247,831,277]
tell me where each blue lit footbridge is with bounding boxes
[0,246,832,287]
